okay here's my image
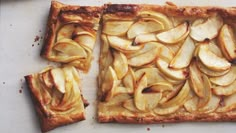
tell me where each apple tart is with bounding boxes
[98,3,236,123]
[25,66,88,132]
[41,1,102,72]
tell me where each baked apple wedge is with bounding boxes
[103,21,133,36]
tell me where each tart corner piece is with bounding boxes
[98,3,236,123]
[25,66,88,132]
[41,1,102,72]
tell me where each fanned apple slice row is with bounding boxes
[50,68,66,94]
[197,75,212,108]
[190,15,223,42]
[128,47,158,67]
[57,23,75,41]
[138,11,173,29]
[189,60,205,98]
[212,80,236,96]
[218,24,236,62]
[198,94,220,113]
[107,36,143,53]
[210,66,236,86]
[103,21,134,36]
[135,67,166,86]
[156,59,188,80]
[198,44,231,71]
[216,92,236,112]
[160,80,190,108]
[169,37,195,69]
[196,60,230,77]
[53,38,87,60]
[134,33,158,44]
[156,21,189,44]
[113,51,128,79]
[127,19,164,39]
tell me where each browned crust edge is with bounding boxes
[40,0,102,60]
[24,75,85,132]
[98,3,236,123]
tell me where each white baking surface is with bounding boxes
[0,0,236,132]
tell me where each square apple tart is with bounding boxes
[41,1,102,72]
[25,66,89,132]
[98,4,236,123]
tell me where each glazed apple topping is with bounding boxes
[99,11,236,116]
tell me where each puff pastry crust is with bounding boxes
[98,3,236,123]
[41,1,102,72]
[25,66,88,132]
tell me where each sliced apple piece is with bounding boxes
[156,59,188,80]
[53,38,87,59]
[154,105,180,115]
[198,94,220,113]
[101,66,118,93]
[198,44,231,71]
[216,93,236,112]
[73,34,95,50]
[122,67,135,93]
[160,80,190,108]
[57,23,75,41]
[128,47,158,67]
[107,36,143,53]
[210,66,236,86]
[197,60,230,77]
[127,19,164,39]
[123,99,140,112]
[190,15,223,41]
[113,51,128,79]
[50,68,66,94]
[189,60,205,98]
[169,37,195,69]
[141,92,162,111]
[212,80,236,96]
[138,11,172,29]
[208,40,223,57]
[218,24,236,62]
[134,33,158,44]
[42,71,54,89]
[184,96,198,113]
[156,21,189,44]
[135,67,166,86]
[103,21,134,36]
[148,82,173,92]
[197,75,212,108]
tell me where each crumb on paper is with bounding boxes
[2,82,5,84]
[146,127,150,131]
[32,44,34,47]
[162,124,165,128]
[19,89,22,93]
[34,35,40,42]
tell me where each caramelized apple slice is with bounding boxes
[197,75,212,108]
[198,94,220,113]
[154,105,180,115]
[160,81,190,108]
[103,21,133,36]
[122,67,135,93]
[156,21,189,44]
[128,47,158,67]
[113,51,128,79]
[127,19,164,39]
[42,71,53,89]
[57,23,75,41]
[50,68,65,94]
[210,66,236,86]
[169,37,195,69]
[73,34,95,50]
[134,33,158,44]
[135,67,166,86]
[189,60,205,98]
[198,44,231,71]
[184,96,198,113]
[123,99,140,112]
[107,36,143,53]
[156,59,188,80]
[197,60,230,77]
[208,40,223,57]
[101,66,118,93]
[138,11,172,29]
[149,82,173,92]
[212,80,236,96]
[53,38,87,58]
[190,15,223,41]
[216,93,236,112]
[218,24,236,62]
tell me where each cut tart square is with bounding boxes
[98,3,236,123]
[41,1,102,72]
[25,66,88,132]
